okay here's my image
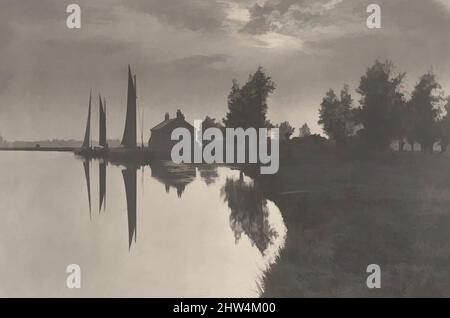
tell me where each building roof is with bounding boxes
[151,118,194,132]
[151,118,177,131]
[151,110,194,132]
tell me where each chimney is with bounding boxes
[165,112,170,121]
[176,109,184,120]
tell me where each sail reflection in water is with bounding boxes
[122,166,137,249]
[99,160,106,212]
[82,159,92,219]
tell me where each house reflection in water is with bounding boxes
[197,165,219,186]
[149,160,196,198]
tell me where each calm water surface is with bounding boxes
[0,152,286,297]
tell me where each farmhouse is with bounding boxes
[148,109,194,157]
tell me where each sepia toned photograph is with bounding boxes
[0,0,449,301]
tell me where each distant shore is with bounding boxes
[0,147,76,152]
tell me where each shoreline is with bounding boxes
[0,147,76,152]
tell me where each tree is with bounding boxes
[223,80,244,128]
[197,116,223,144]
[388,94,410,151]
[299,123,311,137]
[408,71,442,153]
[201,116,222,130]
[439,97,450,153]
[403,101,417,151]
[356,60,405,148]
[278,121,295,141]
[223,66,276,129]
[318,84,353,144]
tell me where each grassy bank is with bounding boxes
[259,149,450,297]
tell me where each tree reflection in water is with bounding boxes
[221,172,278,255]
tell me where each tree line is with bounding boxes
[319,60,450,152]
[200,60,450,153]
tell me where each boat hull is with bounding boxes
[74,148,109,159]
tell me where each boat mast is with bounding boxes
[134,72,145,149]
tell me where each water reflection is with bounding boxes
[0,153,286,297]
[99,160,106,212]
[80,158,284,256]
[76,155,287,296]
[150,161,196,197]
[82,159,92,219]
[122,166,137,249]
[198,165,219,186]
[221,172,278,255]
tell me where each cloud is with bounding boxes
[434,0,450,11]
[164,54,229,70]
[223,1,252,23]
[127,0,227,33]
[238,0,450,57]
[0,0,59,46]
[241,0,450,36]
[240,0,345,35]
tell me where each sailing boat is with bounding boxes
[76,90,93,155]
[78,66,146,162]
[108,65,147,163]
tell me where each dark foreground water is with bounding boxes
[0,152,286,297]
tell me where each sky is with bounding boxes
[1,0,450,140]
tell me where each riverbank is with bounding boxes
[260,149,450,297]
[0,147,76,152]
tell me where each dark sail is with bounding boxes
[99,95,106,147]
[83,160,92,219]
[122,167,137,249]
[82,91,92,149]
[99,161,106,212]
[141,108,145,148]
[121,65,137,147]
[104,97,107,147]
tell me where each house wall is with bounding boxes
[148,119,194,156]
